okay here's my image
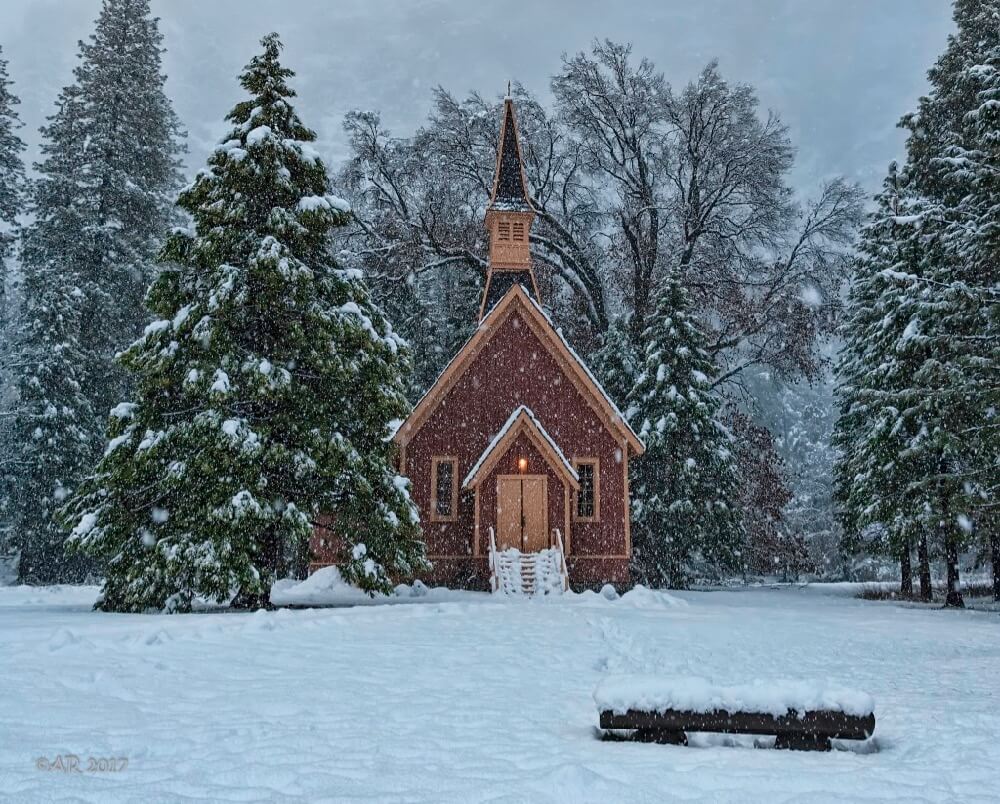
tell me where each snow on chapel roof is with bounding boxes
[463,406,579,489]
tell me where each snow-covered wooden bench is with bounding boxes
[595,676,875,751]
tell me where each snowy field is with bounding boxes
[1,583,998,803]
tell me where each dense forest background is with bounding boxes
[2,2,994,598]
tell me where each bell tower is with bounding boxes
[479,94,540,321]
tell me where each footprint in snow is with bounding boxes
[142,629,172,646]
[48,628,81,651]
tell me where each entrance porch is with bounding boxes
[463,406,579,560]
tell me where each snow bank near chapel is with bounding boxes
[269,566,482,607]
[271,568,688,609]
[0,572,690,612]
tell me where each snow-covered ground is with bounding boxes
[1,583,998,803]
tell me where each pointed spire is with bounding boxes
[489,96,532,212]
[480,93,539,322]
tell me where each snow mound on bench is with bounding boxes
[594,675,874,718]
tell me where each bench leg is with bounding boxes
[634,728,688,746]
[774,733,831,751]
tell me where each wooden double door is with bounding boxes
[496,475,548,553]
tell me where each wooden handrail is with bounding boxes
[488,526,498,594]
[552,528,570,592]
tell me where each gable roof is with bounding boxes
[394,283,645,455]
[463,406,579,490]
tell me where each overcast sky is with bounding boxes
[3,0,954,199]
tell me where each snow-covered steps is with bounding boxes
[489,529,569,596]
[491,548,564,596]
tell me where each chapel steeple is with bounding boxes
[479,94,540,321]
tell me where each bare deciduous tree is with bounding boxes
[340,40,864,398]
[554,44,864,387]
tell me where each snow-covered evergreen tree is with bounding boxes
[0,84,101,583]
[64,34,427,612]
[930,23,1000,601]
[0,46,26,561]
[63,0,185,419]
[0,44,25,339]
[890,0,1000,605]
[835,0,1000,605]
[833,164,933,597]
[1,251,99,584]
[0,0,183,584]
[589,316,641,411]
[627,273,744,587]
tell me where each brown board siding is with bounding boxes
[405,309,627,566]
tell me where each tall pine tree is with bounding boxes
[0,45,27,564]
[0,0,183,584]
[64,34,427,612]
[929,15,1000,602]
[893,0,1000,605]
[836,1,1000,605]
[833,163,935,599]
[67,0,185,419]
[1,85,100,583]
[627,273,744,587]
[0,44,25,337]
